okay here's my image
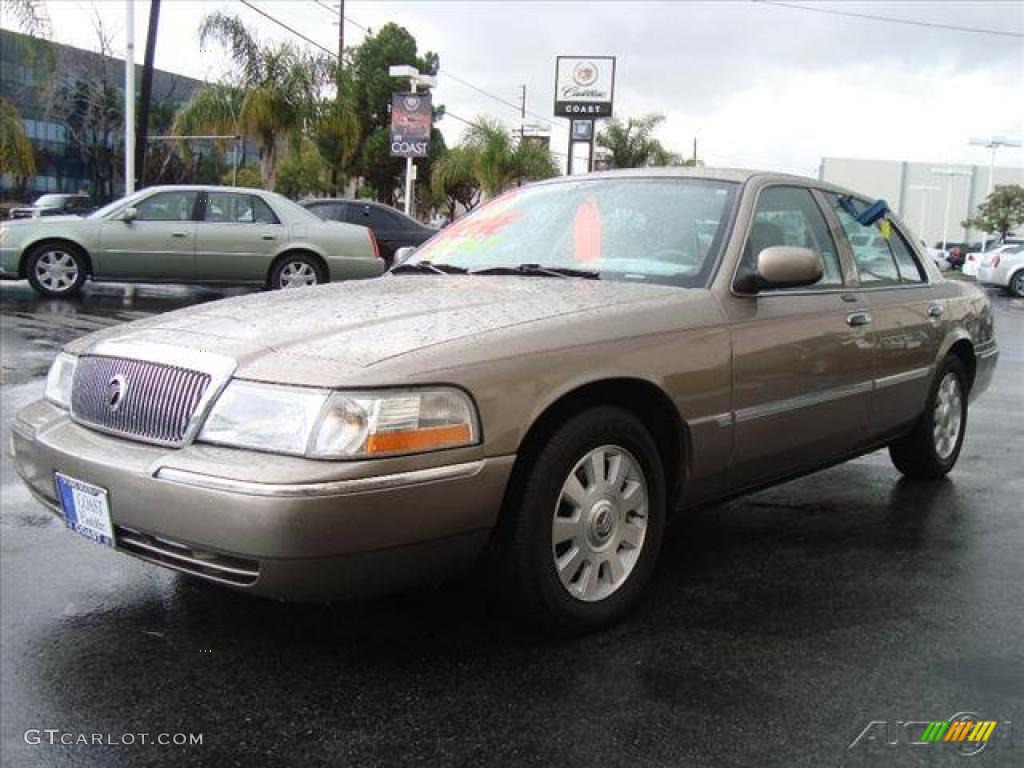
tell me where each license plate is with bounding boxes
[54,473,115,547]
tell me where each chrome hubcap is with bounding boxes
[279,262,317,288]
[1013,273,1024,295]
[551,445,648,603]
[35,250,78,292]
[933,372,963,460]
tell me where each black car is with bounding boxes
[9,193,95,220]
[301,198,437,264]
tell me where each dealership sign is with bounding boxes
[390,92,432,157]
[554,56,616,117]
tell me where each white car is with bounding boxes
[976,244,1024,297]
[921,240,950,271]
[963,243,1014,277]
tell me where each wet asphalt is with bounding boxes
[0,280,1021,768]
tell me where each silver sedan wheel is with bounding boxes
[551,444,648,603]
[933,372,963,460]
[1011,272,1024,297]
[278,261,318,288]
[34,250,79,293]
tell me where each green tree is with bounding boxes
[311,63,361,195]
[275,139,329,199]
[349,23,440,203]
[461,118,558,197]
[964,185,1024,241]
[174,13,326,189]
[431,145,481,220]
[596,113,686,169]
[0,98,35,182]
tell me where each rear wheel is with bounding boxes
[1010,270,1024,298]
[270,254,324,289]
[505,406,666,635]
[25,243,87,297]
[889,356,968,480]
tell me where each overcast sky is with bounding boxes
[3,0,1022,175]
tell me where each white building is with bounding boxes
[820,157,1024,247]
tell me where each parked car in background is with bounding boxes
[0,185,386,297]
[976,244,1024,297]
[9,193,95,220]
[301,198,437,264]
[921,240,950,271]
[11,169,997,634]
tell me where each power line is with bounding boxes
[313,0,369,33]
[756,1,1024,39]
[238,0,336,56]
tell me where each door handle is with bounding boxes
[840,293,860,303]
[846,311,872,327]
[261,235,277,241]
[927,304,944,318]
[171,231,189,238]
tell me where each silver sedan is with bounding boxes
[0,185,386,297]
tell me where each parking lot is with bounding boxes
[1,280,1021,767]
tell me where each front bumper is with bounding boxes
[11,399,515,600]
[0,245,20,278]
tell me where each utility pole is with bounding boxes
[124,0,136,194]
[518,84,526,141]
[337,0,345,65]
[135,0,161,189]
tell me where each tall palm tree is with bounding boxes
[462,118,558,197]
[0,98,35,182]
[173,13,326,189]
[431,145,481,219]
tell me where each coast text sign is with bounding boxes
[554,56,616,118]
[390,92,432,158]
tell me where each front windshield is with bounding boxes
[34,194,69,207]
[413,178,739,287]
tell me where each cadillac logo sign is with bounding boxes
[554,56,616,117]
[390,92,433,158]
[107,374,127,412]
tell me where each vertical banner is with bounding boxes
[390,92,433,158]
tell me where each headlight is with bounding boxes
[198,383,479,459]
[45,352,78,408]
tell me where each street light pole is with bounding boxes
[403,78,418,217]
[931,167,972,253]
[909,184,939,241]
[388,65,436,217]
[969,136,1023,250]
[124,0,136,195]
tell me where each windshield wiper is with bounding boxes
[391,260,468,275]
[470,263,600,279]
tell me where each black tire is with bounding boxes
[506,406,666,635]
[25,242,87,297]
[1009,270,1024,299]
[889,356,968,480]
[269,254,325,290]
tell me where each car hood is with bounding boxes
[68,276,695,386]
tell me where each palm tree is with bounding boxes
[431,145,481,220]
[173,13,326,189]
[596,113,685,169]
[462,118,558,197]
[0,98,35,183]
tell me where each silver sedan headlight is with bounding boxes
[198,382,479,459]
[44,352,78,409]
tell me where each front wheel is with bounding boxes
[269,255,324,289]
[26,244,87,297]
[889,356,968,480]
[506,406,666,635]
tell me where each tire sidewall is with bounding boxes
[1010,270,1024,298]
[515,407,666,632]
[923,357,968,473]
[270,255,324,290]
[26,244,86,297]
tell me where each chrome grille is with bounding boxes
[71,356,211,446]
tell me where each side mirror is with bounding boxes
[393,246,416,265]
[120,206,138,222]
[741,246,823,291]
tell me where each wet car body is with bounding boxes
[10,168,998,632]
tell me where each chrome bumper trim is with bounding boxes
[153,460,486,498]
[874,366,931,389]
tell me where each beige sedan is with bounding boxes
[11,169,998,634]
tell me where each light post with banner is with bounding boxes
[553,56,616,174]
[388,65,436,216]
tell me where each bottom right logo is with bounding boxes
[849,711,1014,756]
